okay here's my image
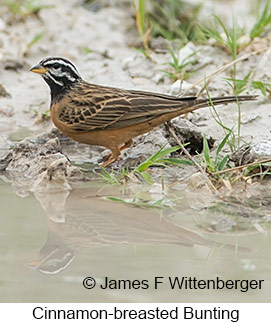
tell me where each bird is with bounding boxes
[30,57,257,167]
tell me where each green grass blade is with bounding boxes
[161,158,194,166]
[252,81,267,96]
[137,171,154,184]
[152,198,164,206]
[135,145,180,172]
[138,0,146,35]
[168,45,179,68]
[212,15,230,43]
[105,196,126,203]
[99,168,119,185]
[27,31,44,49]
[250,0,271,39]
[203,136,211,167]
[218,155,229,171]
[216,132,231,157]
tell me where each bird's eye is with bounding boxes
[52,63,61,69]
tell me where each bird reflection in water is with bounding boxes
[28,188,250,274]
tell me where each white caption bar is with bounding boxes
[0,303,270,322]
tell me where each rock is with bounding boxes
[117,129,170,168]
[32,128,103,163]
[6,138,62,172]
[164,118,215,154]
[29,128,72,146]
[230,141,271,166]
[41,137,62,155]
[230,146,255,166]
[2,136,84,195]
[252,139,271,157]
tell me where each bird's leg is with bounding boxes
[101,140,133,167]
[102,151,113,162]
[101,147,121,168]
[101,156,116,168]
[119,139,133,152]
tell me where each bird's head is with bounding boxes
[30,57,82,99]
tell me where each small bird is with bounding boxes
[30,57,256,167]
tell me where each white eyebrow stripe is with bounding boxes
[53,70,76,82]
[44,59,79,76]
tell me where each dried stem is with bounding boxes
[212,158,271,175]
[166,121,218,192]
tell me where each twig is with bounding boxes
[166,122,203,172]
[166,121,218,192]
[212,158,271,175]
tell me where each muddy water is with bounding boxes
[1,177,270,303]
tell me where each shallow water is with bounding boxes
[1,176,271,303]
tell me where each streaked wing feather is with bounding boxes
[59,82,197,132]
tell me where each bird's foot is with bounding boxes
[101,151,121,167]
[101,156,117,168]
[100,142,131,167]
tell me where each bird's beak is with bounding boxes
[30,64,47,74]
[27,259,42,269]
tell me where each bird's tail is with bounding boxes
[192,95,257,110]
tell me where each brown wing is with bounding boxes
[57,81,256,132]
[57,81,197,132]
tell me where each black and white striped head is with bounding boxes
[30,57,82,99]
